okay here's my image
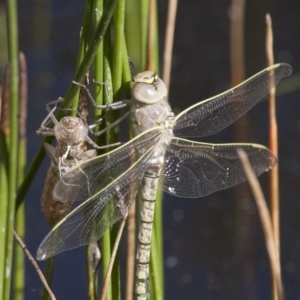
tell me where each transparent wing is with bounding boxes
[37,144,155,260]
[173,63,292,137]
[161,137,277,198]
[53,128,161,202]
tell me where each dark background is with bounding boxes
[4,0,300,299]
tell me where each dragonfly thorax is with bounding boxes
[132,98,174,135]
[54,117,89,158]
[54,117,88,144]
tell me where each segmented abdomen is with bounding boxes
[41,161,76,226]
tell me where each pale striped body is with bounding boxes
[131,75,174,299]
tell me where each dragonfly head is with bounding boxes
[130,71,167,104]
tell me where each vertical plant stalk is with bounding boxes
[147,0,156,71]
[0,161,8,295]
[125,205,135,300]
[101,2,127,299]
[140,0,150,71]
[4,0,19,298]
[101,229,113,300]
[230,0,245,86]
[86,242,101,300]
[0,64,10,299]
[229,2,256,298]
[14,52,28,300]
[112,0,125,101]
[162,0,178,93]
[120,41,136,300]
[265,13,280,300]
[0,144,8,297]
[92,1,105,296]
[73,0,95,113]
[101,26,114,300]
[237,149,285,300]
[93,0,104,129]
[150,229,163,300]
[74,3,102,298]
[81,74,101,300]
[75,3,102,296]
[0,65,11,141]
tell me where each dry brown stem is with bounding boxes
[237,149,285,300]
[162,0,178,95]
[13,230,57,300]
[266,14,281,300]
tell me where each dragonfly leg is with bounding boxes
[45,97,64,113]
[85,136,121,150]
[90,111,131,137]
[36,103,60,135]
[93,79,132,109]
[73,80,132,110]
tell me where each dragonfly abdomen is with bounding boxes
[41,146,78,226]
[136,151,165,300]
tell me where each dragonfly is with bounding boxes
[37,98,119,225]
[36,63,292,300]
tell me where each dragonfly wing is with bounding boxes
[37,143,155,260]
[53,128,161,203]
[173,63,292,138]
[161,137,277,198]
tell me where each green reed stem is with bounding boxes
[14,140,26,300]
[102,230,112,300]
[112,0,125,102]
[110,226,121,300]
[140,0,149,71]
[122,36,132,93]
[3,0,19,298]
[86,0,103,298]
[93,0,104,122]
[109,1,126,299]
[150,2,164,294]
[0,132,8,298]
[86,0,105,297]
[0,63,10,300]
[71,0,95,113]
[151,228,164,300]
[101,27,114,300]
[13,51,28,300]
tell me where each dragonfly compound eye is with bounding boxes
[131,78,167,104]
